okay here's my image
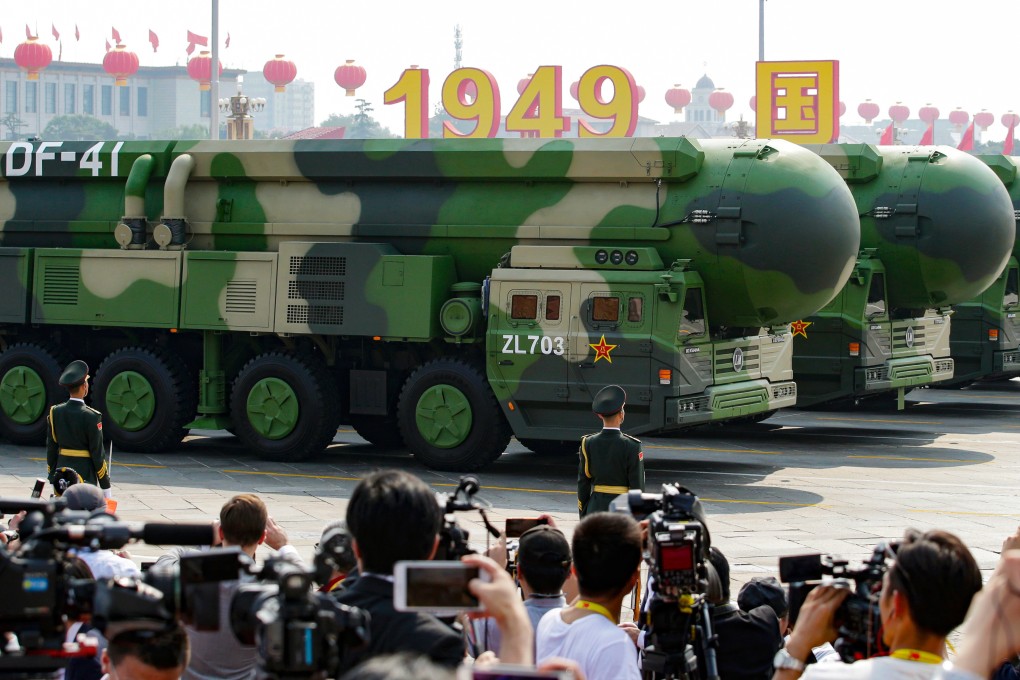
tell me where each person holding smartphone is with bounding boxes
[577,385,645,518]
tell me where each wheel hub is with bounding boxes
[0,366,45,425]
[246,377,299,440]
[106,371,156,432]
[414,384,472,449]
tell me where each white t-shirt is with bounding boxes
[536,608,641,680]
[803,656,952,680]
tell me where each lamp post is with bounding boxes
[219,76,265,140]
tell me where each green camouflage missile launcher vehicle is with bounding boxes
[797,144,1015,408]
[938,154,1020,387]
[0,137,860,470]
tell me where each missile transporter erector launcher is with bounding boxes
[940,155,1020,387]
[798,144,1015,407]
[0,137,859,470]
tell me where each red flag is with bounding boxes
[1005,123,1016,156]
[111,26,121,43]
[187,30,208,46]
[25,24,32,40]
[918,124,934,146]
[75,24,79,41]
[105,39,111,52]
[879,123,894,145]
[149,29,159,52]
[958,122,975,151]
[225,32,230,48]
[186,42,196,55]
[51,23,59,41]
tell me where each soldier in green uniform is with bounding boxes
[577,385,645,518]
[46,360,111,498]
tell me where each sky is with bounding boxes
[7,0,1018,139]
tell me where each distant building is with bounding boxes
[0,56,314,139]
[686,74,727,128]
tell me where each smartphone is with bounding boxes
[393,561,487,614]
[458,665,574,680]
[30,479,46,499]
[505,517,549,538]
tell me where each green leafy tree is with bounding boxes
[1,113,26,141]
[42,115,117,141]
[320,100,398,139]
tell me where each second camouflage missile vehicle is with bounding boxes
[797,144,1015,408]
[938,154,1020,387]
[0,137,860,470]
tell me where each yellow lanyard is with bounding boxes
[574,600,617,624]
[889,649,943,664]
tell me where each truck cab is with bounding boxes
[945,258,1020,385]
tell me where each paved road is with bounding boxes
[1,381,1017,586]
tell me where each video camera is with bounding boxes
[615,484,719,680]
[779,542,897,662]
[0,496,219,676]
[434,476,500,560]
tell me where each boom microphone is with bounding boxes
[141,523,215,546]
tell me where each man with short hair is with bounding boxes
[536,512,642,680]
[738,576,789,636]
[334,469,465,668]
[100,624,190,680]
[775,529,983,680]
[46,360,111,498]
[154,493,300,680]
[577,385,645,517]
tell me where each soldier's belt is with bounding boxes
[594,485,629,494]
[59,448,91,458]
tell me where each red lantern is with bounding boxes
[263,54,297,93]
[569,81,579,101]
[889,103,909,124]
[918,104,939,125]
[708,89,734,117]
[636,85,645,104]
[974,110,995,130]
[187,51,222,91]
[665,85,691,114]
[749,95,757,112]
[516,75,532,96]
[334,59,366,97]
[858,100,880,124]
[948,108,969,129]
[14,37,52,81]
[839,101,846,117]
[1002,112,1020,129]
[102,44,139,87]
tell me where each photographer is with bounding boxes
[776,529,982,680]
[335,469,465,668]
[708,548,784,680]
[536,512,642,680]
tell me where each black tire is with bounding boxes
[0,342,67,445]
[92,347,196,453]
[349,415,405,449]
[519,438,579,456]
[397,359,511,471]
[230,352,340,462]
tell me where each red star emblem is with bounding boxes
[790,320,812,339]
[589,335,617,363]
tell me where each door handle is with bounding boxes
[498,360,513,366]
[579,362,595,369]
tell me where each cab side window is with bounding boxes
[592,296,620,323]
[546,294,561,321]
[511,294,538,320]
[866,273,886,317]
[679,288,705,336]
[1005,268,1019,308]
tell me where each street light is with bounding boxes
[219,76,266,139]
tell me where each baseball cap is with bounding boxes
[518,524,571,567]
[61,484,107,512]
[738,576,788,619]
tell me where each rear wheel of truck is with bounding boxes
[349,415,405,449]
[93,347,195,453]
[397,359,511,471]
[0,343,67,445]
[230,352,340,462]
[518,438,580,457]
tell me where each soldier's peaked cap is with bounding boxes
[592,384,626,415]
[59,360,89,387]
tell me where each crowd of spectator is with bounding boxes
[4,469,1020,680]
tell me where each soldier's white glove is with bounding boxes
[103,488,113,500]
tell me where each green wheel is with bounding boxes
[230,352,340,461]
[0,343,66,445]
[93,347,195,453]
[397,359,511,471]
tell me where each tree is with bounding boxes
[1,113,26,141]
[42,115,117,141]
[156,123,211,139]
[319,100,398,139]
